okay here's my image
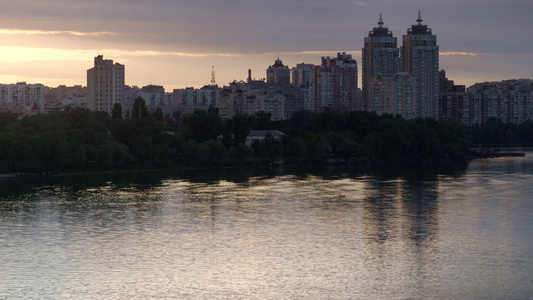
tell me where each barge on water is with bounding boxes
[475,149,526,158]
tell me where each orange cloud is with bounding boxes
[0,46,242,63]
[0,29,116,36]
[440,51,480,56]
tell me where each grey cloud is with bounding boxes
[1,0,532,57]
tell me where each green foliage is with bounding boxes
[261,134,283,161]
[132,97,148,119]
[226,143,253,164]
[0,107,488,172]
[155,106,164,121]
[280,111,471,162]
[112,103,123,119]
[251,111,274,130]
[0,109,178,172]
[181,110,223,143]
[0,113,18,128]
[469,117,533,146]
[225,113,251,145]
[203,140,226,163]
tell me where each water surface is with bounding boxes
[1,156,533,299]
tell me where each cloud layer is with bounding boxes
[0,0,531,89]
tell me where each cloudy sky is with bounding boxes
[0,0,531,90]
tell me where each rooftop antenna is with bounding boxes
[417,10,423,24]
[211,66,216,85]
[378,13,384,27]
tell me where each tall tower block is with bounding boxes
[401,11,439,119]
[87,55,125,115]
[362,14,400,111]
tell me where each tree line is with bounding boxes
[0,112,476,174]
[468,117,533,146]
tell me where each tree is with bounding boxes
[285,137,307,159]
[132,97,148,119]
[305,134,331,162]
[226,143,253,164]
[112,103,123,119]
[261,134,283,161]
[225,113,251,145]
[0,113,18,128]
[337,138,359,162]
[251,111,274,130]
[181,110,223,143]
[202,140,226,163]
[155,106,164,121]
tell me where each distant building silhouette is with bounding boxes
[141,84,165,94]
[466,79,533,125]
[0,82,45,115]
[309,52,358,112]
[370,73,416,118]
[362,13,440,119]
[87,55,125,116]
[362,14,400,112]
[266,58,290,86]
[174,85,219,116]
[401,11,440,119]
[291,63,314,89]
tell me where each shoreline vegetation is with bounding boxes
[1,106,531,178]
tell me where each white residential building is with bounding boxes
[173,85,220,116]
[245,130,285,147]
[87,55,125,116]
[0,82,45,114]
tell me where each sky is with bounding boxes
[0,0,531,91]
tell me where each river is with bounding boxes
[1,152,533,299]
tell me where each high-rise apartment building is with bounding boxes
[362,14,400,111]
[87,55,125,115]
[173,85,220,116]
[266,58,291,86]
[370,73,416,118]
[309,52,358,112]
[401,12,439,119]
[291,63,314,89]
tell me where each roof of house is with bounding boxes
[248,130,285,137]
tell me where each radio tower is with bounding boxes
[211,66,216,85]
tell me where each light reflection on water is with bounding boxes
[1,158,533,299]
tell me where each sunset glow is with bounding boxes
[0,0,531,90]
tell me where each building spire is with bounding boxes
[378,13,384,27]
[417,10,423,24]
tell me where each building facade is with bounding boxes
[291,63,314,89]
[217,81,286,121]
[362,15,400,112]
[401,12,439,119]
[370,73,416,118]
[0,82,45,114]
[438,79,533,126]
[309,52,358,112]
[173,85,220,117]
[87,55,125,116]
[266,58,290,86]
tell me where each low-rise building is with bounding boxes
[245,130,285,147]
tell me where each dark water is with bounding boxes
[1,154,533,299]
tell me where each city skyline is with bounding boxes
[0,0,531,90]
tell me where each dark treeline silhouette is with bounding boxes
[469,117,533,146]
[277,110,471,163]
[0,108,475,173]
